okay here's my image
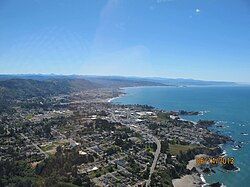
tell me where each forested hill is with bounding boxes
[0,74,238,102]
[0,78,103,113]
[0,78,101,100]
[0,77,164,98]
[0,77,165,112]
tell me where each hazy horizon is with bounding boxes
[1,73,249,84]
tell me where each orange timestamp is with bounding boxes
[196,156,235,165]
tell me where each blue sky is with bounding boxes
[0,0,250,82]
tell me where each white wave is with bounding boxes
[221,150,227,156]
[199,110,210,116]
[235,167,240,172]
[200,174,210,187]
[107,96,120,103]
[241,133,248,136]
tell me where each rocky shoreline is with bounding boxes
[175,120,237,187]
[108,90,237,187]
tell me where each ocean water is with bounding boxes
[113,86,250,187]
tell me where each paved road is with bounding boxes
[111,112,161,187]
[20,133,49,159]
[146,135,161,187]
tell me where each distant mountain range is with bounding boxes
[0,74,238,101]
[0,75,164,107]
[0,74,238,113]
[0,74,237,86]
[82,75,237,86]
[139,77,237,86]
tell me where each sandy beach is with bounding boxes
[107,96,120,103]
[187,154,208,170]
[106,92,126,103]
[173,154,208,187]
[172,174,204,187]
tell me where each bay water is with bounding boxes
[112,86,250,187]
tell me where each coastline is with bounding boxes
[106,85,178,103]
[106,93,126,103]
[107,92,210,187]
[106,87,235,187]
[172,154,209,187]
[107,96,120,103]
[172,174,204,187]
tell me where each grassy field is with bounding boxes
[169,144,198,155]
[89,165,115,179]
[41,140,68,154]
